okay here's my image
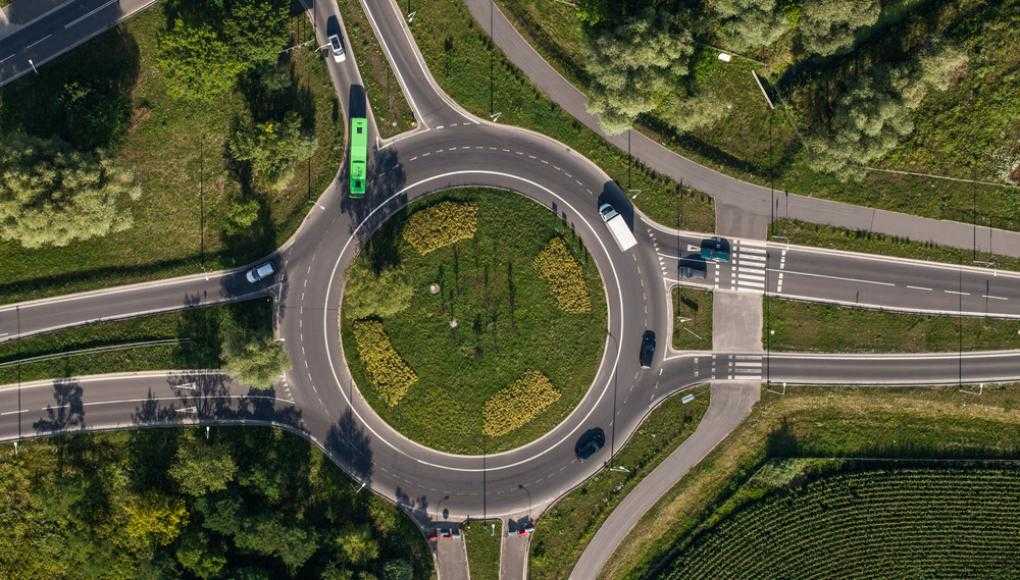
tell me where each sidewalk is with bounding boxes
[0,0,73,41]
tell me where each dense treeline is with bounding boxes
[576,0,973,182]
[0,428,430,579]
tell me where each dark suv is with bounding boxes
[575,428,605,461]
[639,330,656,369]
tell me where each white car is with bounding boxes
[245,262,275,284]
[328,34,346,63]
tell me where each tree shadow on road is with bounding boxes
[325,408,373,486]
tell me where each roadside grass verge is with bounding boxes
[493,0,1020,230]
[334,0,415,138]
[0,299,272,384]
[405,0,714,231]
[604,384,1020,579]
[529,385,710,580]
[0,9,342,304]
[672,287,713,350]
[464,519,501,580]
[766,298,1020,353]
[340,188,607,453]
[771,218,1020,271]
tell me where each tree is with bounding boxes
[121,493,189,548]
[798,0,880,56]
[221,198,262,236]
[807,47,968,180]
[335,525,380,565]
[223,0,290,69]
[176,531,226,579]
[0,134,141,248]
[344,264,414,319]
[383,559,414,580]
[582,8,695,133]
[222,335,291,390]
[228,111,317,191]
[157,19,246,102]
[233,516,319,574]
[712,0,790,52]
[168,436,238,497]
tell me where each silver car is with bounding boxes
[328,34,346,63]
[245,262,275,284]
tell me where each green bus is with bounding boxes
[349,117,368,198]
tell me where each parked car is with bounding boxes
[639,330,656,369]
[575,427,605,461]
[328,33,346,63]
[699,236,731,263]
[678,255,708,279]
[507,518,535,536]
[245,262,275,284]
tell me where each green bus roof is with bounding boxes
[349,117,368,197]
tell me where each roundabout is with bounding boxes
[338,187,608,454]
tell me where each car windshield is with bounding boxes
[331,37,341,50]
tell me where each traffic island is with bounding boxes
[340,188,608,454]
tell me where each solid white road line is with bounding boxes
[781,269,896,286]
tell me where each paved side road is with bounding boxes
[500,533,529,580]
[434,536,469,580]
[569,381,761,579]
[462,0,1020,258]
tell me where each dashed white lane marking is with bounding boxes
[25,34,53,50]
[436,125,444,130]
[907,285,932,291]
[945,290,970,296]
[983,295,1009,301]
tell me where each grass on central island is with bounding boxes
[340,188,607,454]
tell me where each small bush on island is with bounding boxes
[401,201,478,255]
[483,371,561,437]
[344,264,414,319]
[352,320,418,407]
[534,237,592,313]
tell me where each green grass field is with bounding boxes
[672,287,713,350]
[0,9,342,304]
[659,461,1020,579]
[766,298,1020,353]
[604,384,1020,579]
[405,0,714,231]
[335,0,415,138]
[771,219,1020,271]
[0,299,272,384]
[529,386,709,580]
[494,0,1020,230]
[464,519,501,580]
[340,188,607,453]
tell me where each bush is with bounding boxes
[534,237,592,313]
[352,321,418,407]
[344,264,413,319]
[401,201,478,254]
[483,371,561,437]
[222,335,290,390]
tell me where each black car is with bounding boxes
[575,428,605,461]
[678,255,708,279]
[639,330,656,368]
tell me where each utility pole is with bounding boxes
[16,306,22,446]
[489,0,494,117]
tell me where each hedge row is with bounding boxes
[402,201,478,254]
[534,237,591,313]
[352,320,418,407]
[483,370,561,437]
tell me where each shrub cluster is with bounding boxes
[352,320,418,407]
[483,371,561,437]
[534,237,592,313]
[401,201,478,254]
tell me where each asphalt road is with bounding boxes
[0,0,1019,536]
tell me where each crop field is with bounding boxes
[659,464,1020,579]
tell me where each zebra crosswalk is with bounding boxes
[711,354,764,380]
[729,240,768,294]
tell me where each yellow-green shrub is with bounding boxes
[483,371,561,437]
[352,320,418,407]
[402,202,478,254]
[534,237,591,313]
